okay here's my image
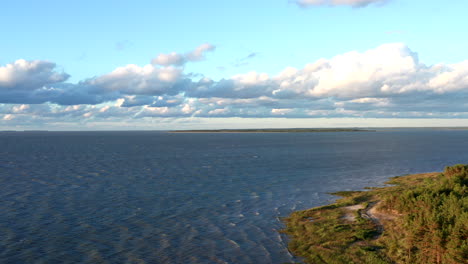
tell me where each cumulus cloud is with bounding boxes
[271,43,425,99]
[294,0,388,8]
[151,43,216,66]
[3,43,468,125]
[0,59,69,90]
[151,52,186,67]
[151,95,185,107]
[0,60,118,105]
[88,64,186,95]
[187,73,275,99]
[120,95,155,107]
[187,43,447,101]
[187,43,216,61]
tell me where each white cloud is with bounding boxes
[120,95,155,107]
[12,104,30,113]
[151,43,216,66]
[190,43,428,100]
[348,97,390,106]
[208,108,228,115]
[4,43,468,126]
[181,103,195,114]
[89,64,184,95]
[271,108,294,115]
[83,112,93,118]
[3,114,13,120]
[427,61,468,93]
[151,52,185,67]
[271,43,424,99]
[187,43,216,61]
[232,72,270,85]
[0,59,69,90]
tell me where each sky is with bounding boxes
[1,0,468,130]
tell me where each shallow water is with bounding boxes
[1,130,468,263]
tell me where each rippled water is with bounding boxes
[1,130,468,263]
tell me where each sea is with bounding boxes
[1,129,468,263]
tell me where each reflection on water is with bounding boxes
[1,130,468,263]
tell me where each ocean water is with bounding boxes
[1,130,468,263]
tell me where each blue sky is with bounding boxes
[1,0,468,130]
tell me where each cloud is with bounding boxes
[187,43,216,61]
[0,60,112,105]
[186,73,275,99]
[0,59,69,90]
[88,64,186,95]
[0,60,187,105]
[187,43,443,101]
[271,43,424,99]
[3,44,467,107]
[232,52,260,67]
[151,43,216,66]
[151,95,185,107]
[120,95,155,107]
[294,0,388,8]
[4,43,468,126]
[151,52,186,67]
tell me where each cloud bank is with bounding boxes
[2,43,468,128]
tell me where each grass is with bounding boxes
[283,189,391,264]
[282,167,467,264]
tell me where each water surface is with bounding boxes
[1,130,468,263]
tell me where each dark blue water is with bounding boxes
[1,130,468,263]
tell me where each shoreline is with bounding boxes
[282,167,467,264]
[169,128,375,133]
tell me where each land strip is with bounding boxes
[170,128,375,133]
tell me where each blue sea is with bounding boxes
[1,129,468,263]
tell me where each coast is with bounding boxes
[169,128,375,133]
[283,165,468,264]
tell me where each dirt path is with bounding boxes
[342,204,365,221]
[343,201,397,240]
[360,202,385,238]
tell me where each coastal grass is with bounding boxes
[283,165,468,264]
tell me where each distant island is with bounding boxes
[170,128,375,133]
[283,164,468,264]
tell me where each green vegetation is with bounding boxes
[283,165,468,264]
[170,128,375,133]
